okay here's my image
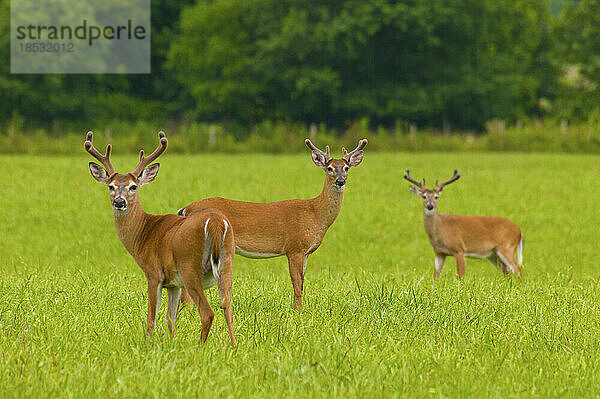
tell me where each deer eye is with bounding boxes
[343,166,349,172]
[327,166,334,172]
[109,185,116,192]
[130,185,138,191]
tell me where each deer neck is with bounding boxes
[422,208,441,241]
[314,177,344,229]
[113,197,149,257]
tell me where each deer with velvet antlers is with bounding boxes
[404,169,523,279]
[178,138,367,311]
[85,131,236,344]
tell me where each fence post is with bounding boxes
[410,123,417,147]
[208,125,217,148]
[309,123,317,143]
[561,119,568,137]
[442,114,450,136]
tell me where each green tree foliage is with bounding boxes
[1,0,587,132]
[0,0,193,127]
[169,0,556,129]
[553,0,600,83]
[551,0,600,120]
[168,0,267,123]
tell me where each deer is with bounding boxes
[85,131,236,344]
[404,169,523,280]
[177,138,368,311]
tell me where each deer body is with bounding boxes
[180,139,366,310]
[405,169,523,279]
[114,200,225,291]
[182,178,342,258]
[85,131,236,344]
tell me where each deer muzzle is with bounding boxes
[113,196,127,210]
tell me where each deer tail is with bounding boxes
[517,231,524,266]
[204,214,229,277]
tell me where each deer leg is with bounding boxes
[195,289,215,343]
[287,253,306,311]
[216,251,236,345]
[180,266,215,343]
[180,289,194,307]
[166,287,182,335]
[455,253,466,279]
[496,248,521,278]
[487,252,503,271]
[434,254,446,280]
[146,280,162,336]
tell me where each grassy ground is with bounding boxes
[1,151,599,397]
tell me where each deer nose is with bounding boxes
[426,204,434,210]
[114,197,127,209]
[335,178,345,187]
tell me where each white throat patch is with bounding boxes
[113,207,131,217]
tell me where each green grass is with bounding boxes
[1,151,600,397]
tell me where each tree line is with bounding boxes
[1,0,598,133]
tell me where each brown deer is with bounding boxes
[85,131,236,344]
[178,139,367,311]
[404,169,523,279]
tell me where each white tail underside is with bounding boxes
[517,233,524,266]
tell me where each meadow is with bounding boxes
[1,151,600,398]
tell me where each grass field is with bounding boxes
[1,151,600,398]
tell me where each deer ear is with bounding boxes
[89,162,109,184]
[408,186,422,196]
[347,151,364,167]
[139,163,160,186]
[311,152,328,168]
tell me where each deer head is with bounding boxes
[305,138,367,192]
[85,131,167,216]
[404,169,460,214]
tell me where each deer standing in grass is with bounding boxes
[404,169,523,279]
[178,139,367,311]
[85,131,236,344]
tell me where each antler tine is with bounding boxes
[131,131,168,177]
[342,138,368,161]
[404,168,425,188]
[84,130,116,175]
[436,169,461,190]
[305,139,332,162]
